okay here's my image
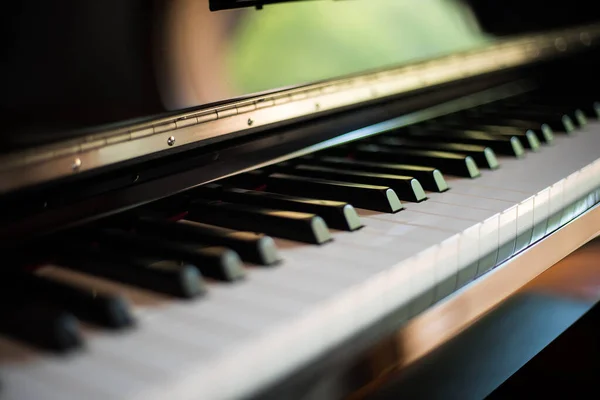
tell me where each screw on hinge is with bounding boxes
[72,158,82,171]
[581,32,592,46]
[554,37,567,52]
[247,118,254,126]
[167,136,176,146]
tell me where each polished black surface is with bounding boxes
[334,144,481,178]
[270,164,427,202]
[191,184,363,231]
[53,245,207,298]
[82,228,246,281]
[0,271,134,329]
[369,136,500,168]
[188,198,333,244]
[0,303,83,352]
[133,217,282,265]
[264,173,403,213]
[299,156,450,192]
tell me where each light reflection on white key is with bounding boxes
[427,191,512,212]
[404,200,495,221]
[0,368,98,400]
[366,209,476,233]
[531,188,550,243]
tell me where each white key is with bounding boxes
[457,223,481,287]
[546,179,565,234]
[435,235,460,300]
[531,188,550,243]
[515,196,535,253]
[477,214,500,275]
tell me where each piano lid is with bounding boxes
[0,0,487,152]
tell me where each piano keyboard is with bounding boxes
[2,89,600,400]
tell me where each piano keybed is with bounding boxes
[2,87,600,399]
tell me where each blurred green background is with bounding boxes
[227,0,491,94]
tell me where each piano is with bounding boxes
[1,0,600,398]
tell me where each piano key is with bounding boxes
[472,107,576,133]
[476,123,552,145]
[520,93,599,111]
[0,271,134,329]
[0,304,82,351]
[524,97,600,118]
[84,229,245,282]
[337,144,480,178]
[498,101,588,127]
[430,119,545,148]
[53,247,206,298]
[191,183,362,231]
[371,136,499,168]
[187,199,332,244]
[453,114,555,143]
[132,217,281,265]
[264,172,403,213]
[273,164,427,202]
[406,126,526,157]
[300,156,449,192]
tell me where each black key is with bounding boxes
[0,303,82,351]
[582,101,599,119]
[451,114,554,144]
[523,96,600,119]
[371,136,499,169]
[430,119,544,149]
[301,156,448,192]
[0,271,134,329]
[499,100,588,127]
[475,123,551,146]
[54,246,206,298]
[192,184,363,231]
[187,200,332,244]
[472,107,576,133]
[133,217,281,265]
[332,144,480,178]
[273,164,426,202]
[264,173,403,213]
[85,229,245,282]
[406,127,526,157]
